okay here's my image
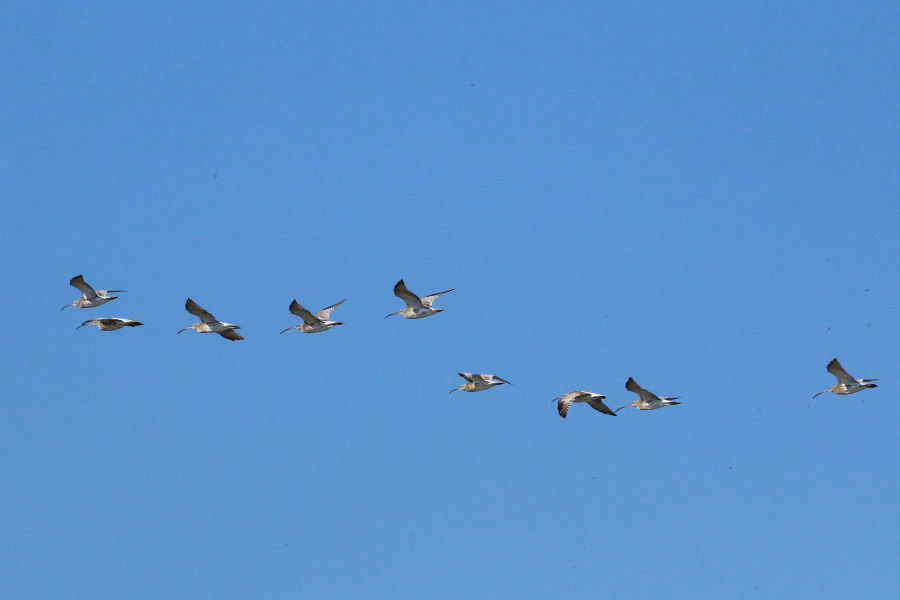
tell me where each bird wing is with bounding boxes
[393,279,425,310]
[626,377,658,402]
[69,275,98,300]
[625,377,644,395]
[96,318,119,328]
[487,374,512,385]
[316,298,346,321]
[585,395,616,416]
[421,289,453,308]
[185,298,219,325]
[457,372,475,382]
[556,392,576,418]
[289,300,320,325]
[827,358,856,385]
[469,374,489,384]
[217,329,244,341]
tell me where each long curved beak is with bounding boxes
[615,403,632,413]
[811,390,826,399]
[384,312,400,319]
[279,327,294,334]
[76,323,87,329]
[449,387,460,394]
[61,304,72,311]
[177,327,189,334]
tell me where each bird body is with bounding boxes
[554,391,616,418]
[178,298,243,340]
[62,275,125,309]
[77,318,143,331]
[281,298,346,334]
[616,377,680,412]
[450,372,513,393]
[385,279,453,319]
[813,358,878,398]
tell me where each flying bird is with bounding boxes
[61,275,125,310]
[385,279,453,319]
[450,372,513,393]
[77,318,143,331]
[554,391,616,418]
[616,377,681,412]
[813,358,878,398]
[280,298,346,334]
[177,298,243,340]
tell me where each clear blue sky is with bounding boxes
[1,2,898,598]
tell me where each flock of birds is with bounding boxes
[63,274,880,417]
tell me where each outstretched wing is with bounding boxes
[316,298,346,321]
[585,395,616,416]
[457,372,475,382]
[289,300,320,325]
[556,392,576,418]
[827,358,856,385]
[186,298,219,325]
[626,377,658,402]
[486,374,512,385]
[421,289,453,308]
[69,275,98,300]
[217,329,244,341]
[393,279,425,310]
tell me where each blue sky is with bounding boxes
[1,2,898,598]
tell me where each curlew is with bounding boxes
[450,372,513,393]
[616,377,681,412]
[554,391,616,418]
[77,318,143,331]
[61,274,125,310]
[813,358,878,398]
[177,298,244,340]
[280,298,346,334]
[385,279,453,319]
